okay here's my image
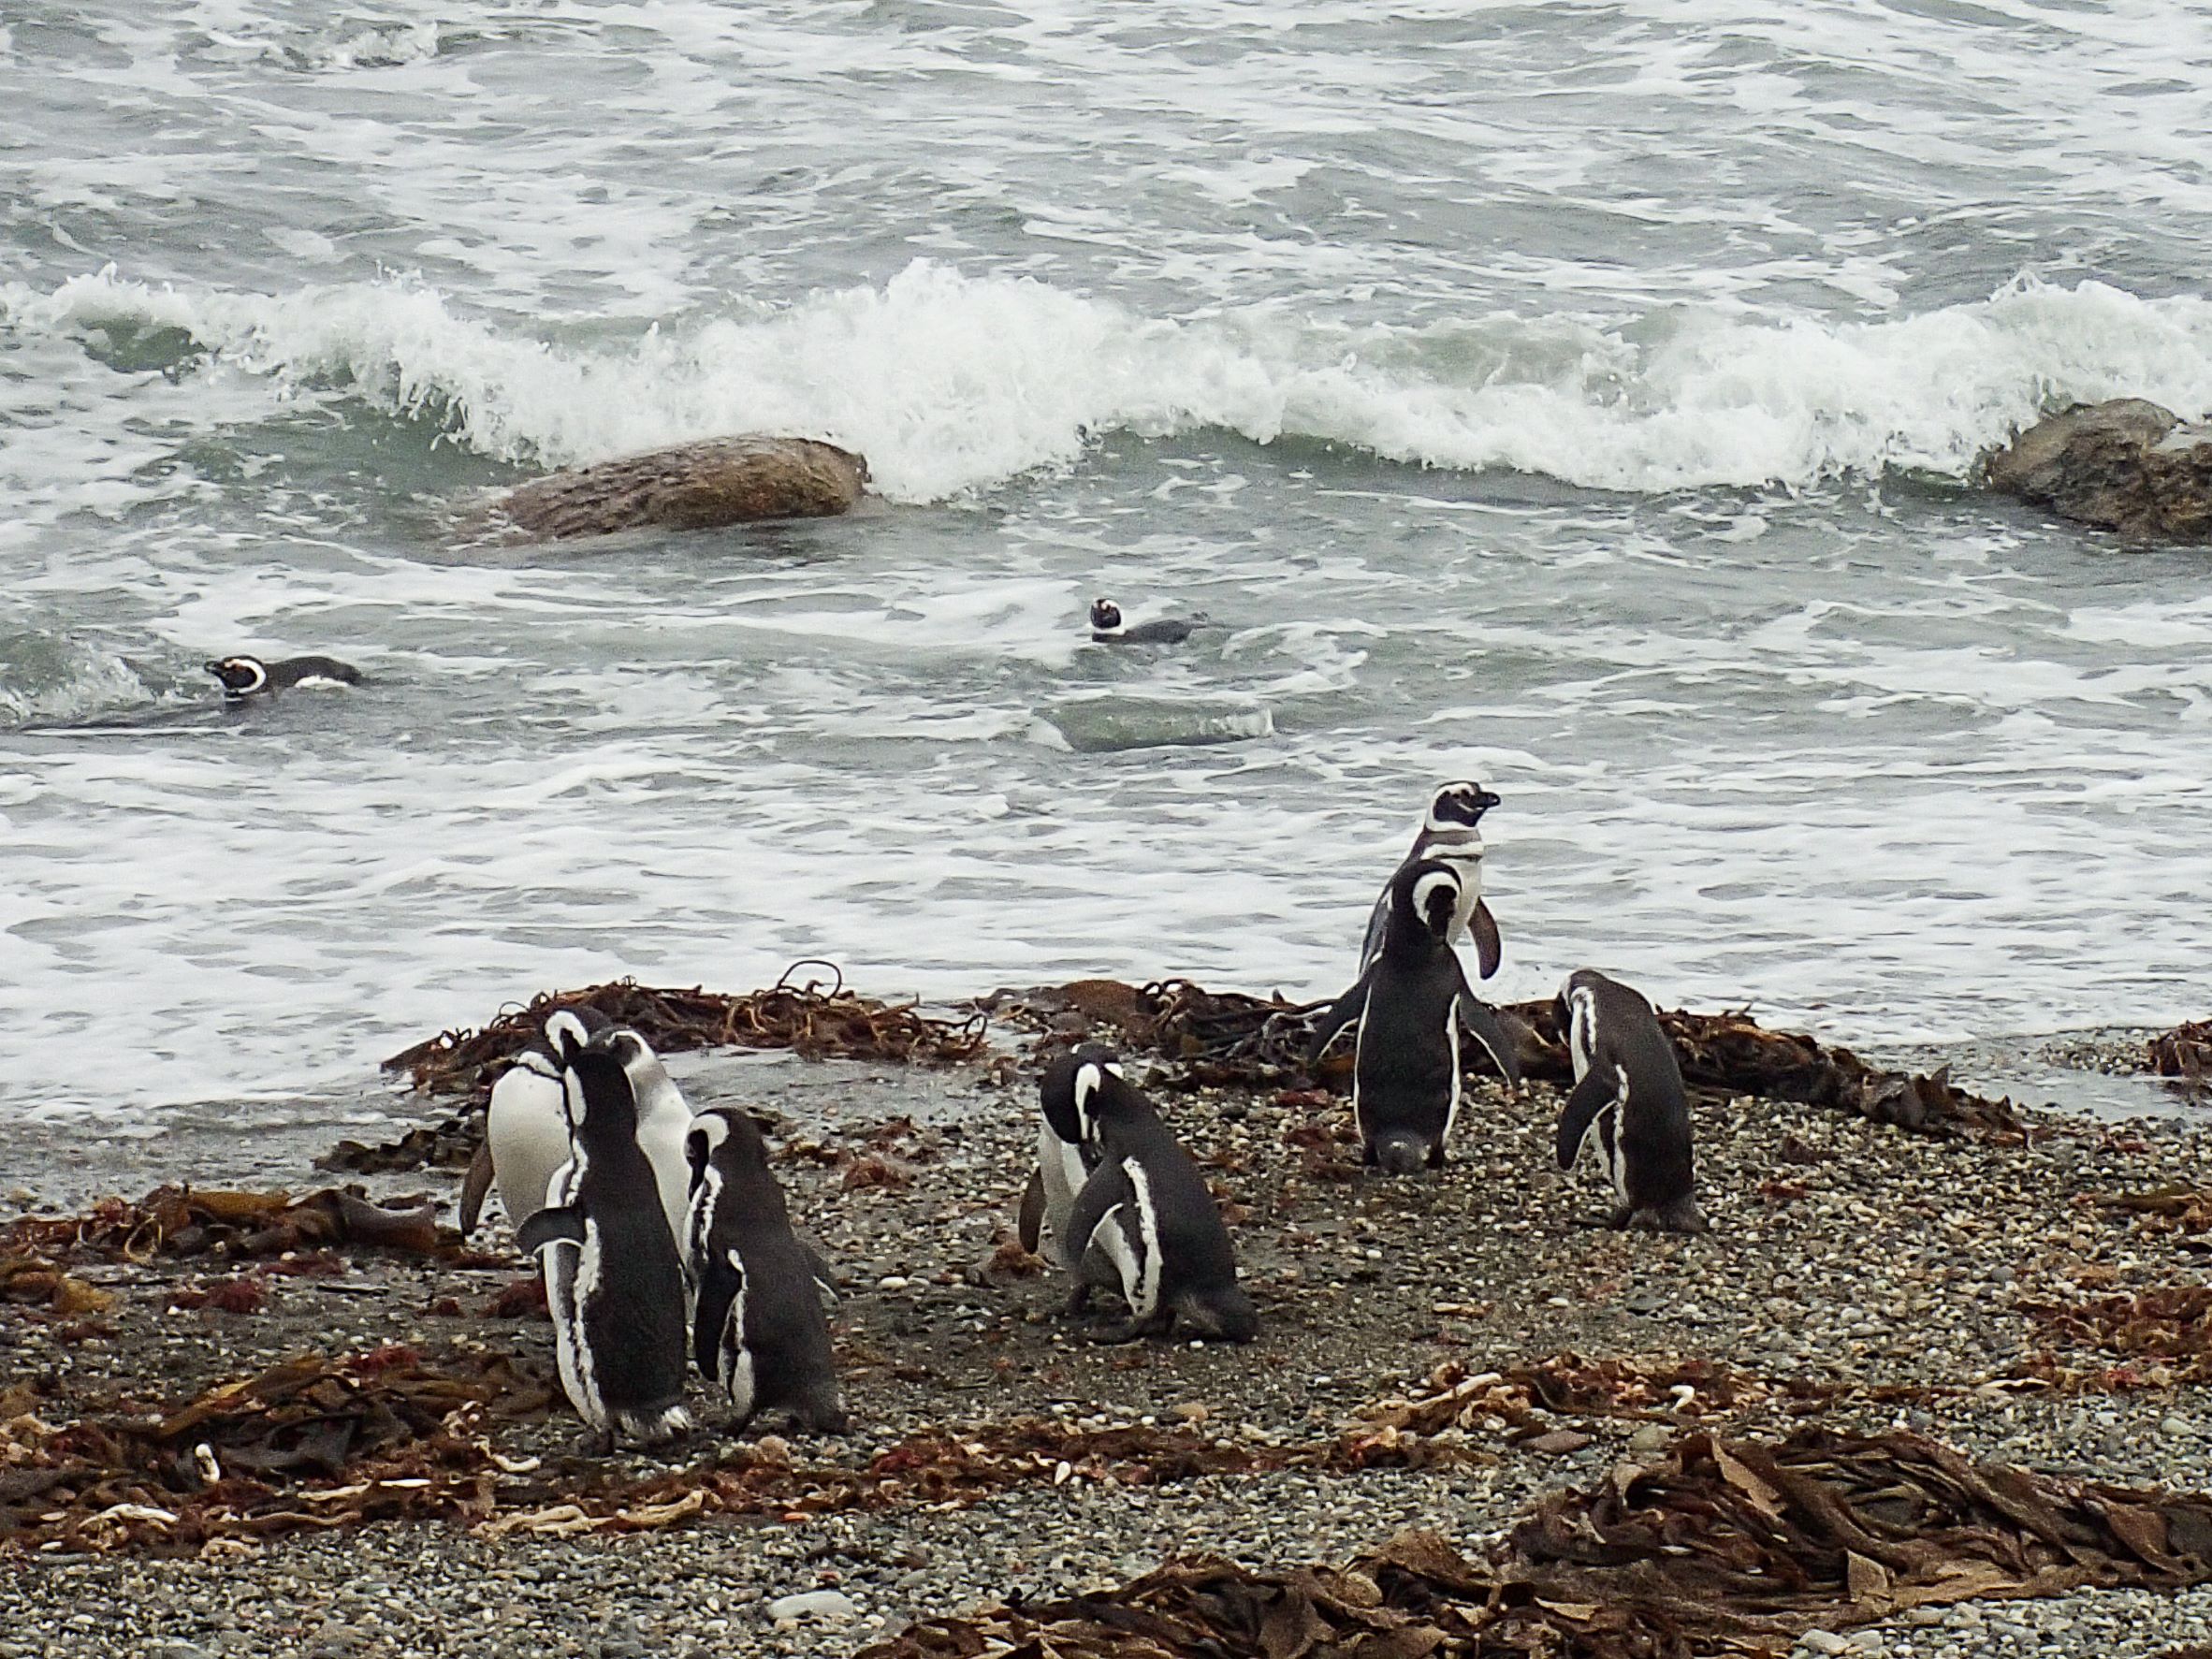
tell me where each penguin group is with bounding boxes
[457,775,1699,1450]
[465,1008,844,1451]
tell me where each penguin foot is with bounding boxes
[1084,1316,1168,1345]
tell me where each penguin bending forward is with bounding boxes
[684,1107,848,1435]
[205,654,363,698]
[1553,968,1707,1233]
[1016,1044,1111,1270]
[516,1012,694,1450]
[1057,1051,1257,1343]
[1359,780,1505,980]
[460,1008,694,1259]
[1310,858,1522,1173]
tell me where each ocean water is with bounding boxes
[3,0,2209,1124]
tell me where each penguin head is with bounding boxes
[1427,780,1500,830]
[1088,598,1123,632]
[1041,1042,1125,1143]
[1402,862,1463,941]
[206,656,269,696]
[544,1008,597,1070]
[1375,1132,1432,1176]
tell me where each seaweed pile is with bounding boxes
[2152,1019,2212,1097]
[998,979,2024,1135]
[861,1429,2212,1659]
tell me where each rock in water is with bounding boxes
[1983,399,2212,542]
[497,437,867,540]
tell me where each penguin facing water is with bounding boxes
[517,1012,693,1450]
[1309,858,1522,1173]
[459,1007,693,1257]
[684,1106,848,1435]
[1359,780,1505,980]
[1553,968,1707,1233]
[1057,1049,1257,1343]
[205,654,364,698]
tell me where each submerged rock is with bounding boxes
[497,436,867,540]
[1983,399,2212,542]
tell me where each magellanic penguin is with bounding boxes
[516,1012,694,1450]
[1016,1043,1113,1270]
[1553,969,1707,1233]
[1309,858,1523,1174]
[1058,1051,1257,1343]
[205,654,364,698]
[684,1106,848,1435]
[460,1004,613,1240]
[1359,780,1505,980]
[459,1009,694,1258]
[1088,598,1200,645]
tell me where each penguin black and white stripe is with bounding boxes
[1553,968,1707,1233]
[1310,858,1522,1173]
[684,1106,847,1435]
[1017,1044,1115,1269]
[1057,1051,1256,1343]
[204,654,364,698]
[1088,597,1200,645]
[516,1011,693,1450]
[1358,780,1505,980]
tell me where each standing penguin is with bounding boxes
[1359,780,1505,980]
[458,1008,693,1256]
[516,1012,693,1450]
[1310,858,1522,1173]
[1553,968,1706,1233]
[683,1106,848,1435]
[1016,1044,1113,1270]
[460,1005,613,1240]
[1058,1050,1257,1343]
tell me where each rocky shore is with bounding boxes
[7,1001,2212,1659]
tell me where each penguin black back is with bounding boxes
[205,653,364,698]
[684,1106,847,1434]
[1060,1054,1256,1343]
[1553,969,1705,1233]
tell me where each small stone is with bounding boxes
[1628,1423,1670,1453]
[2161,1414,2193,1439]
[1798,1632,1849,1657]
[768,1590,857,1624]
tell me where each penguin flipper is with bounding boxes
[1357,888,1392,974]
[515,1205,588,1254]
[1473,899,1503,980]
[1555,1070,1618,1171]
[1305,972,1372,1067]
[458,1139,495,1237]
[1017,1166,1047,1255]
[1454,987,1523,1091]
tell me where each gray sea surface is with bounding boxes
[3,1,2209,1128]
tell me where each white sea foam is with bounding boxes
[9,265,2212,505]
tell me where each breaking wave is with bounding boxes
[7,262,2212,504]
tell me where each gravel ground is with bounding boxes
[8,1048,2212,1656]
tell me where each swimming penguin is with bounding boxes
[459,1004,613,1239]
[1016,1043,1113,1270]
[1309,858,1522,1174]
[1359,780,1505,980]
[1553,968,1707,1233]
[1089,598,1199,645]
[684,1106,848,1435]
[204,654,364,698]
[516,1011,694,1450]
[1057,1050,1257,1343]
[459,1009,694,1256]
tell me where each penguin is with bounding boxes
[1553,968,1706,1233]
[1016,1043,1113,1270]
[1359,780,1505,980]
[459,1004,612,1240]
[1308,858,1522,1174]
[1056,1050,1257,1343]
[683,1106,848,1435]
[515,1011,693,1450]
[1089,598,1199,645]
[204,654,364,698]
[458,1009,693,1256]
